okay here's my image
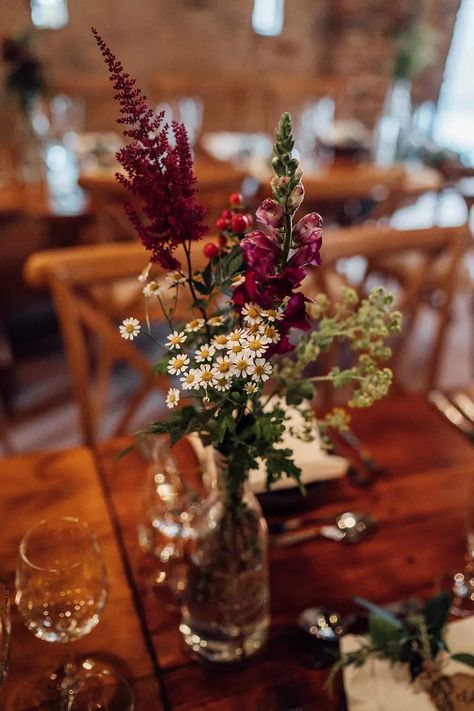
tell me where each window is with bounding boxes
[252,0,285,37]
[434,0,474,161]
[30,0,69,30]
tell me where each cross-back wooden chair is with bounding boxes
[307,223,472,392]
[24,242,208,445]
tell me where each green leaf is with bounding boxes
[113,442,136,463]
[369,615,404,651]
[193,279,210,295]
[354,597,403,628]
[452,653,474,668]
[424,592,452,636]
[202,261,213,290]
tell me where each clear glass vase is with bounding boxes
[180,466,270,663]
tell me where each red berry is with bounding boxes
[229,192,244,207]
[203,243,220,259]
[215,217,229,231]
[231,213,249,233]
[221,209,232,219]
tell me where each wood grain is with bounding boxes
[95,394,474,710]
[0,447,162,710]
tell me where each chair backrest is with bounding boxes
[24,242,207,445]
[80,162,248,243]
[308,223,472,391]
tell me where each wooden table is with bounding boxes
[2,393,473,709]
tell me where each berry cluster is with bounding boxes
[203,192,254,259]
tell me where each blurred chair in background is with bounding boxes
[308,224,472,394]
[24,242,197,445]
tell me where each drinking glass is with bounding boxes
[445,479,474,617]
[138,435,208,595]
[15,517,132,709]
[0,583,11,688]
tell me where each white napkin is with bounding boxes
[187,401,348,493]
[342,617,474,711]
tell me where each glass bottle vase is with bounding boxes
[180,468,270,663]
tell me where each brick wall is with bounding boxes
[1,0,461,132]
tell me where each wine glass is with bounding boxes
[0,583,11,688]
[15,517,133,709]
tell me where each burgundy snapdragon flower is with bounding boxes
[255,198,284,229]
[93,29,208,270]
[240,229,281,279]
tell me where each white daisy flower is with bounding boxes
[208,315,224,327]
[262,308,283,322]
[167,354,190,375]
[119,317,141,341]
[213,375,232,392]
[196,364,215,388]
[228,329,245,345]
[180,370,199,390]
[261,324,281,343]
[244,335,271,357]
[167,271,186,286]
[142,280,163,298]
[246,323,262,335]
[137,263,151,283]
[195,344,215,363]
[241,302,262,325]
[231,350,253,379]
[227,341,244,357]
[212,333,229,350]
[211,355,232,376]
[166,388,180,408]
[231,274,245,287]
[185,318,205,333]
[244,382,258,395]
[249,358,272,383]
[166,331,187,350]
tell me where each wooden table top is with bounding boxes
[95,393,473,710]
[1,393,473,709]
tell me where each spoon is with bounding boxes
[298,607,347,642]
[298,607,347,670]
[271,511,377,547]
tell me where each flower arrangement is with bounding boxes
[93,29,401,505]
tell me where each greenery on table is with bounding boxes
[328,593,474,711]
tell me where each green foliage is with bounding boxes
[327,592,474,696]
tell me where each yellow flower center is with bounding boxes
[248,340,262,352]
[218,362,231,373]
[266,309,278,319]
[255,364,265,375]
[230,343,243,354]
[236,359,249,372]
[201,370,213,382]
[265,326,276,339]
[248,306,259,318]
[173,357,185,369]
[215,335,227,345]
[185,373,195,384]
[126,324,135,333]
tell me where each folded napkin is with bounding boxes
[342,617,474,711]
[187,401,348,493]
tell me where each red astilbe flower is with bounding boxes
[92,29,208,270]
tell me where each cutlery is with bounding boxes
[452,391,474,425]
[428,390,474,442]
[271,511,377,547]
[298,607,347,642]
[269,512,343,535]
[337,430,385,478]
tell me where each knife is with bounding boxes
[452,391,474,425]
[338,429,385,475]
[428,390,474,442]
